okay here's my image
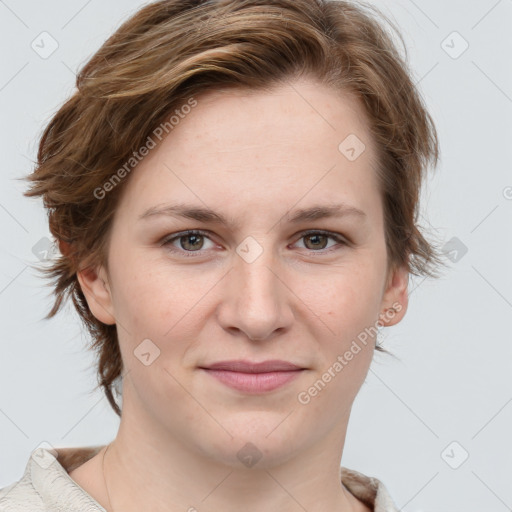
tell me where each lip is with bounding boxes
[199,360,305,393]
[202,360,303,373]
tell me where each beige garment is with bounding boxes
[0,446,399,511]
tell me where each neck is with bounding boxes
[102,387,358,512]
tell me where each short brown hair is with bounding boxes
[23,0,444,417]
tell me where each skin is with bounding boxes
[69,77,408,512]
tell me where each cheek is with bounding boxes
[110,253,193,323]
[296,271,379,408]
[110,258,219,368]
[298,261,384,338]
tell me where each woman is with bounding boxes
[0,0,444,510]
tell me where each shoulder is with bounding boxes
[341,466,400,512]
[0,445,105,512]
[0,457,46,511]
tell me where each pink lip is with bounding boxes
[199,360,305,393]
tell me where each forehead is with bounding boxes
[117,78,381,224]
[170,80,373,157]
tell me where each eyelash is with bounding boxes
[160,229,349,258]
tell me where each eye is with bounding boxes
[160,229,349,258]
[161,230,216,257]
[293,230,348,253]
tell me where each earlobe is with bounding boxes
[76,265,116,325]
[379,264,409,327]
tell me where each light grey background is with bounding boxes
[0,1,511,510]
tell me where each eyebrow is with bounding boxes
[138,202,367,227]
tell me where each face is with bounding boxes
[79,77,408,468]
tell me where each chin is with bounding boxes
[195,414,309,469]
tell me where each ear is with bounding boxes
[77,264,116,325]
[378,263,409,327]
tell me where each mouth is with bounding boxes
[198,360,306,393]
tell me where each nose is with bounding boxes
[216,244,294,342]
